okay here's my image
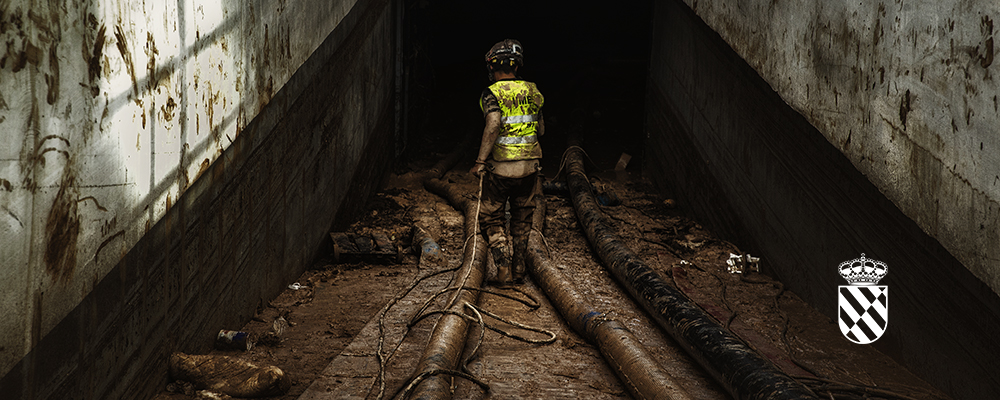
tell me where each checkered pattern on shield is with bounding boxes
[838,285,888,344]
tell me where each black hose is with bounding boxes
[564,144,818,400]
[527,194,694,400]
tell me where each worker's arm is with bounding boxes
[537,113,544,136]
[470,111,502,176]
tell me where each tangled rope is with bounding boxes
[370,266,460,400]
[371,173,556,399]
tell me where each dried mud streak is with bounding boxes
[114,25,139,98]
[88,24,106,85]
[564,145,818,400]
[45,42,58,104]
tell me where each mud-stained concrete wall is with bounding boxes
[0,0,396,398]
[676,1,1000,302]
[645,1,1000,398]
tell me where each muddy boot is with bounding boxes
[512,236,528,283]
[490,241,512,286]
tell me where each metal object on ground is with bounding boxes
[564,143,818,400]
[215,330,252,351]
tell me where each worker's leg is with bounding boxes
[509,173,541,282]
[480,172,512,284]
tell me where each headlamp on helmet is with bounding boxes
[485,39,524,70]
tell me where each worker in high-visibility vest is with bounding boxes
[470,39,544,285]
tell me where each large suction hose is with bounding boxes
[527,193,694,400]
[564,144,818,400]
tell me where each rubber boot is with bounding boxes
[512,236,528,283]
[491,242,512,285]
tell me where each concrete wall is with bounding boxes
[645,1,1000,398]
[0,0,397,398]
[680,0,1000,301]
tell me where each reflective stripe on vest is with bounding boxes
[500,114,539,124]
[496,134,538,145]
[485,80,544,161]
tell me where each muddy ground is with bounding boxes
[152,160,952,400]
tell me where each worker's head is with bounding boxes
[485,39,523,81]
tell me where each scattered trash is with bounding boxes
[215,330,252,351]
[614,152,632,171]
[412,225,443,262]
[679,260,691,265]
[331,231,400,264]
[726,253,760,274]
[169,352,292,398]
[196,390,232,400]
[258,316,289,347]
[287,282,307,290]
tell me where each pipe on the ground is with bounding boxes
[527,194,694,400]
[407,177,488,399]
[564,145,818,400]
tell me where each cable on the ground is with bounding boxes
[443,173,485,311]
[408,289,555,344]
[392,172,558,398]
[369,265,461,400]
[408,285,541,328]
[396,368,490,400]
[553,145,599,181]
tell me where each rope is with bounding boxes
[444,173,484,310]
[553,145,599,181]
[370,266,461,400]
[388,172,558,398]
[409,305,557,346]
[409,286,541,327]
[396,368,490,400]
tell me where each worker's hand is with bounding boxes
[470,162,486,177]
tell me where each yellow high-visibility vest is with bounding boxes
[480,80,544,161]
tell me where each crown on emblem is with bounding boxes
[838,253,888,285]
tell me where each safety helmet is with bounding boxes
[485,39,524,69]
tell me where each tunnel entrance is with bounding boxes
[397,0,652,176]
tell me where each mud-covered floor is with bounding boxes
[152,152,952,400]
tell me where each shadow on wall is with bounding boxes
[0,0,397,399]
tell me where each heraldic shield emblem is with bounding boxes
[837,254,888,344]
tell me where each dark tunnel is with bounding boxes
[397,0,653,174]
